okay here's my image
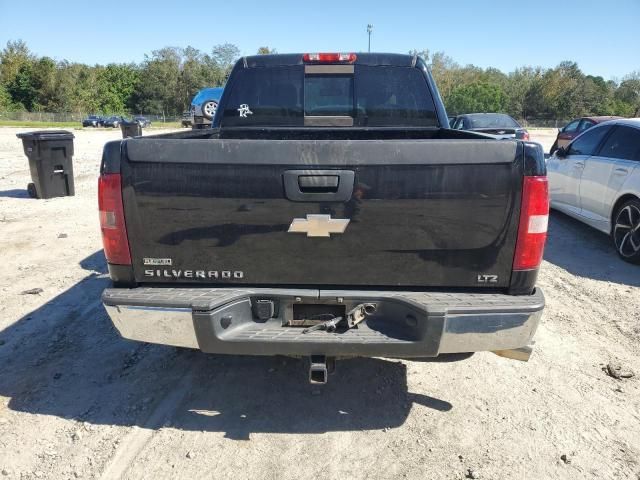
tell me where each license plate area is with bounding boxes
[287,303,346,327]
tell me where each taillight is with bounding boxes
[522,131,530,141]
[513,176,549,270]
[303,52,357,63]
[98,173,131,265]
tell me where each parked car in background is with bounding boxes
[103,116,125,128]
[191,87,224,128]
[452,113,529,140]
[550,116,622,155]
[133,116,151,128]
[82,115,103,127]
[547,118,640,263]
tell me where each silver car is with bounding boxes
[547,118,640,263]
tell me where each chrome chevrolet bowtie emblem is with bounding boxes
[288,214,350,237]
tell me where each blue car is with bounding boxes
[191,87,224,128]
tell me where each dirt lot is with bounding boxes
[0,127,638,480]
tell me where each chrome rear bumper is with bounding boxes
[102,287,544,359]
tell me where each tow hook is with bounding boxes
[309,355,334,384]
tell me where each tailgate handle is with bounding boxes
[284,170,355,202]
[298,175,339,192]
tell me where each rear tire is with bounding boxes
[612,199,640,264]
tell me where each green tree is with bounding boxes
[30,57,58,111]
[133,47,182,116]
[257,47,277,55]
[53,61,101,113]
[211,43,240,80]
[0,40,33,87]
[179,46,221,112]
[582,75,615,115]
[0,83,14,110]
[445,82,507,114]
[429,51,459,100]
[539,61,584,118]
[6,62,37,110]
[97,63,139,113]
[408,49,430,61]
[505,67,543,119]
[615,72,640,116]
[212,43,240,68]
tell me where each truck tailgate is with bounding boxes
[121,138,523,288]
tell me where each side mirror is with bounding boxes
[556,146,568,158]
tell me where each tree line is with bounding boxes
[414,50,640,119]
[0,40,248,118]
[1,40,638,120]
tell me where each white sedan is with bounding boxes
[546,118,640,263]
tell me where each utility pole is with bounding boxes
[367,24,373,52]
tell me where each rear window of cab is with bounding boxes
[220,65,439,128]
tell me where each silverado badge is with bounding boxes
[288,214,350,238]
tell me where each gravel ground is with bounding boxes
[0,127,638,480]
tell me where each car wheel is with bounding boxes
[550,141,558,155]
[201,100,218,120]
[612,199,640,264]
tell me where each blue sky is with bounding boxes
[0,0,638,79]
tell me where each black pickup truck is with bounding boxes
[99,53,548,383]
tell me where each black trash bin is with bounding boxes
[120,121,142,138]
[16,130,75,199]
